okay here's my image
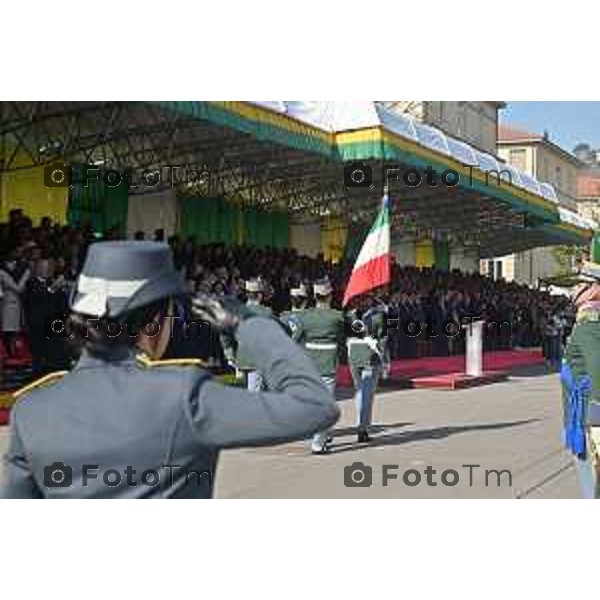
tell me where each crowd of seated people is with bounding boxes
[0,209,575,384]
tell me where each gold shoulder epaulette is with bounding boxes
[136,355,206,368]
[13,371,68,401]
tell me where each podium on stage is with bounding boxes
[464,319,485,377]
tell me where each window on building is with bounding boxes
[495,260,503,280]
[537,157,546,180]
[509,149,527,171]
[556,166,562,190]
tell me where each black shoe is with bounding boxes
[357,429,370,444]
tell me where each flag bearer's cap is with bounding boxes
[70,241,185,318]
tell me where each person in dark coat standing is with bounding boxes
[23,259,56,375]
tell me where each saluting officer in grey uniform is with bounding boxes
[279,283,308,342]
[0,242,338,499]
[295,279,344,454]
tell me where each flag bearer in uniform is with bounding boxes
[341,195,391,444]
[346,297,387,443]
[561,249,600,499]
[298,278,344,454]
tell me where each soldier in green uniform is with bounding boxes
[279,283,308,342]
[346,296,387,443]
[225,278,273,391]
[561,243,600,499]
[295,278,344,454]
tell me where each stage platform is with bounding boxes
[336,349,545,390]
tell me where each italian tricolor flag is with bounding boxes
[343,196,391,306]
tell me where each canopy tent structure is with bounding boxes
[0,101,595,264]
[0,101,340,209]
[0,101,345,253]
[262,101,595,257]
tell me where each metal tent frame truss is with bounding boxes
[0,101,594,256]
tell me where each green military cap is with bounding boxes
[290,283,308,298]
[579,234,600,282]
[313,278,332,296]
[70,241,185,318]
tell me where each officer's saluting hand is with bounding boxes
[1,242,339,499]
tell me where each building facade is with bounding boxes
[496,125,579,210]
[482,124,583,285]
[382,101,504,272]
[577,174,600,224]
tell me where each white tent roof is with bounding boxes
[251,101,381,131]
[249,100,588,216]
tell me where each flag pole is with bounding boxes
[382,184,389,210]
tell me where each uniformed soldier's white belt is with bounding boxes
[346,337,381,356]
[305,342,337,350]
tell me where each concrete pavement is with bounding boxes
[0,365,581,498]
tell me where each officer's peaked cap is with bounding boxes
[578,235,600,282]
[71,241,186,318]
[579,261,600,282]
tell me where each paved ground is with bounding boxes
[0,365,581,498]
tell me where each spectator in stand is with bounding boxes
[0,248,31,353]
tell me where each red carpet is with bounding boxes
[336,349,544,388]
[0,350,545,426]
[410,371,509,390]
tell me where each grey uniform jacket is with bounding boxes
[1,317,339,499]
